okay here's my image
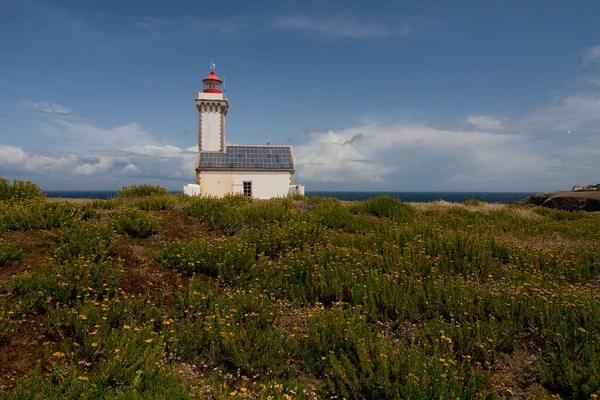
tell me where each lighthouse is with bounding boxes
[183,63,304,199]
[195,63,228,152]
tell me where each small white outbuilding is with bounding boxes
[183,65,304,199]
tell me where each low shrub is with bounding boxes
[243,198,295,227]
[8,258,121,313]
[0,200,98,232]
[111,208,160,238]
[298,305,492,399]
[352,195,416,223]
[239,218,327,259]
[91,198,121,210]
[463,198,484,206]
[116,184,169,198]
[54,221,116,263]
[172,281,288,376]
[156,238,256,279]
[131,195,172,211]
[0,242,22,266]
[0,178,44,201]
[312,198,352,229]
[183,195,247,234]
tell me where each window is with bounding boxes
[203,81,222,91]
[243,181,252,197]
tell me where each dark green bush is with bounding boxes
[116,184,169,198]
[0,242,22,266]
[54,221,116,262]
[312,198,352,229]
[131,195,172,211]
[0,200,97,232]
[8,258,121,313]
[111,208,159,238]
[463,198,484,206]
[156,238,256,279]
[243,198,295,227]
[0,178,44,201]
[353,195,416,223]
[239,218,327,259]
[183,195,248,234]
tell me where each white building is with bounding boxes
[184,65,304,199]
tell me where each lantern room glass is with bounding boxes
[204,81,222,91]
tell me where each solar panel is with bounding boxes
[197,145,294,170]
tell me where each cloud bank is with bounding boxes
[294,124,562,191]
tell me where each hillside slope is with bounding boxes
[2,180,600,399]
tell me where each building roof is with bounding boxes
[196,145,295,171]
[202,70,222,83]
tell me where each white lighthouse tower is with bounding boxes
[183,63,304,198]
[195,63,228,152]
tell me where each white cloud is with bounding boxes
[58,120,156,148]
[521,93,600,133]
[0,144,196,183]
[583,44,600,63]
[466,115,503,131]
[133,16,245,34]
[273,15,408,39]
[294,123,559,191]
[1,101,201,189]
[22,101,75,116]
[295,130,394,183]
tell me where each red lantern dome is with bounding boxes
[202,68,223,93]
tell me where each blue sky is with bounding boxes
[1,0,600,191]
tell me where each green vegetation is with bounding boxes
[0,178,44,201]
[111,208,161,238]
[463,198,484,207]
[0,243,21,267]
[116,184,170,198]
[1,180,600,399]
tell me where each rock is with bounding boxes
[519,191,600,212]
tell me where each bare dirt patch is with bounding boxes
[0,314,46,391]
[277,305,311,335]
[491,347,544,399]
[158,210,215,242]
[490,323,548,399]
[0,229,57,284]
[115,237,185,305]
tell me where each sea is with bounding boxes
[43,191,534,204]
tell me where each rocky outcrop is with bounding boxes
[519,191,600,212]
